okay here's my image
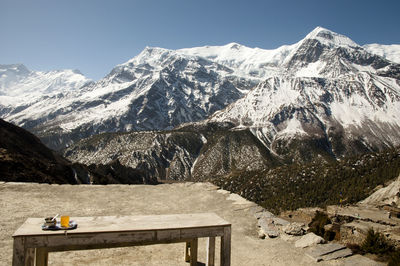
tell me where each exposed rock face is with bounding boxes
[63,123,279,181]
[360,174,400,207]
[64,130,204,181]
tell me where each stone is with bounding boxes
[282,222,305,236]
[305,243,345,259]
[320,248,352,261]
[294,233,325,248]
[266,229,279,238]
[257,228,266,239]
[258,217,279,238]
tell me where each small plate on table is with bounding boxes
[42,221,78,231]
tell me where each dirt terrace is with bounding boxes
[0,181,379,265]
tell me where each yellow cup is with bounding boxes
[60,216,70,228]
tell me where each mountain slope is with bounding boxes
[210,73,400,159]
[63,122,280,181]
[0,118,155,184]
[0,118,84,183]
[212,148,400,213]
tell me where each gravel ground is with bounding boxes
[0,181,380,265]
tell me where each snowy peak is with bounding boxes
[0,66,91,105]
[124,46,175,68]
[0,64,31,90]
[282,27,399,78]
[0,64,30,76]
[303,26,359,48]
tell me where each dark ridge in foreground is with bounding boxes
[0,119,156,184]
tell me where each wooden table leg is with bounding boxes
[185,241,191,262]
[189,238,198,266]
[26,248,35,266]
[207,236,215,266]
[220,226,231,266]
[12,237,25,266]
[12,236,35,266]
[36,248,49,266]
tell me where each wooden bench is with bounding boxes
[12,213,231,266]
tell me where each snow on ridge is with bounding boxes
[123,46,175,69]
[278,117,307,136]
[178,42,293,66]
[212,73,400,137]
[178,42,297,80]
[0,68,91,103]
[363,43,400,64]
[304,26,359,48]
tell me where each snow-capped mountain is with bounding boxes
[209,27,400,158]
[1,27,400,153]
[0,64,91,103]
[210,73,400,158]
[1,46,262,149]
[0,64,92,127]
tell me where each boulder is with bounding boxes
[283,222,306,236]
[295,233,325,248]
[258,218,279,238]
[257,228,266,239]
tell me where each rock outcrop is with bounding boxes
[295,233,325,248]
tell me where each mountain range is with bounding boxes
[1,26,400,184]
[1,27,400,154]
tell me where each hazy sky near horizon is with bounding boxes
[1,0,399,80]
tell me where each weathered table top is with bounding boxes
[13,213,231,237]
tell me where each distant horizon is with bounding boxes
[1,0,399,80]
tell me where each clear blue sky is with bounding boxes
[1,0,399,80]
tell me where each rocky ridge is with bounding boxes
[64,122,280,181]
[0,118,155,184]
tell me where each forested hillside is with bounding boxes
[213,148,400,214]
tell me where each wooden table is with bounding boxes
[12,213,231,266]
